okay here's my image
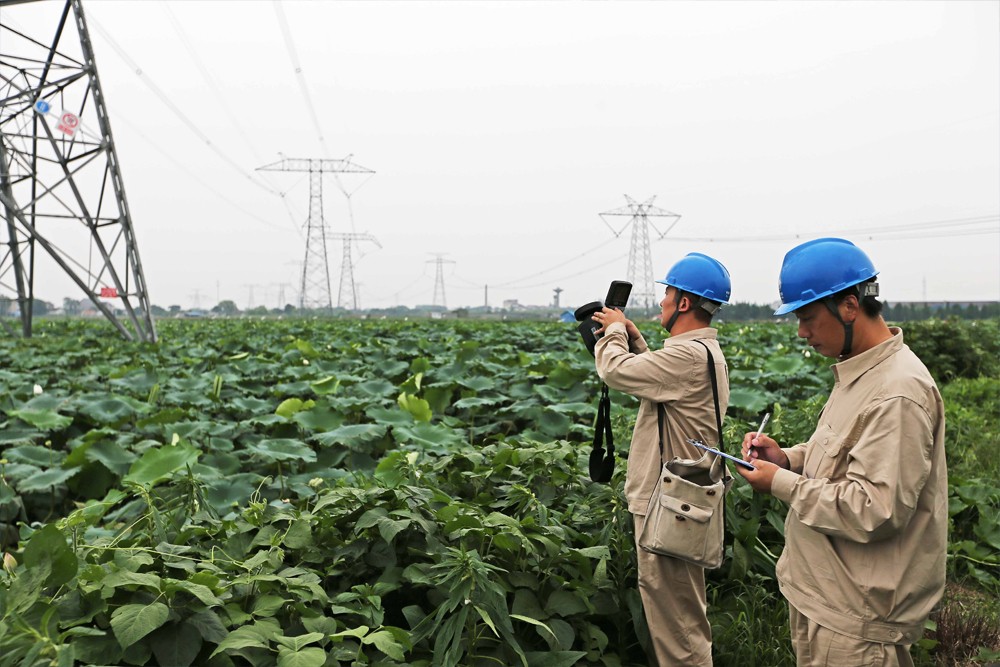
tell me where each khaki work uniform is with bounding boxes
[596,323,729,667]
[770,328,947,667]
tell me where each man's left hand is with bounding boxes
[592,307,627,334]
[735,459,781,494]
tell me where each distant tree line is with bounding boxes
[716,301,1000,322]
[2,296,998,322]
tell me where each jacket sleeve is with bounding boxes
[594,322,690,404]
[770,396,935,543]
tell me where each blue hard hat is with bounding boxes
[774,238,879,316]
[656,252,731,304]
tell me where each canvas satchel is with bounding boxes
[637,340,733,569]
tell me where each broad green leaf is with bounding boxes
[210,621,278,657]
[457,377,494,392]
[149,621,203,667]
[292,405,342,431]
[85,440,136,475]
[17,466,79,492]
[164,578,224,607]
[252,595,286,617]
[246,439,316,463]
[124,442,200,486]
[110,603,170,649]
[277,646,327,667]
[77,396,140,425]
[362,629,406,661]
[22,524,77,588]
[544,590,588,617]
[309,376,340,395]
[727,388,771,413]
[9,408,72,430]
[314,423,388,448]
[276,398,315,419]
[765,355,806,374]
[392,423,463,451]
[3,444,64,467]
[397,393,432,422]
[274,632,325,650]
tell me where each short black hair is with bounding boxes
[832,279,883,318]
[679,290,717,323]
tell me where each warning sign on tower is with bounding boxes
[57,112,80,136]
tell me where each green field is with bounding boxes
[0,317,997,667]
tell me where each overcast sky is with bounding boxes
[3,0,998,312]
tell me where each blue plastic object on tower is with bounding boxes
[656,252,732,304]
[774,238,879,316]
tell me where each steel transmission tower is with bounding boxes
[0,0,157,341]
[256,156,374,310]
[330,231,380,310]
[600,195,681,311]
[428,254,454,309]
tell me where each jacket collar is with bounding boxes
[832,326,903,387]
[662,327,718,348]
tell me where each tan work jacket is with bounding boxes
[771,328,947,645]
[595,323,730,514]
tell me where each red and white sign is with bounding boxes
[100,287,118,298]
[57,112,80,136]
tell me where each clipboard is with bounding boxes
[687,439,756,470]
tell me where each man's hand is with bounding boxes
[735,459,781,494]
[735,432,789,495]
[592,307,629,335]
[740,432,789,468]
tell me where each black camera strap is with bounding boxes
[589,383,615,483]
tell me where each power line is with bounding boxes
[667,214,999,243]
[86,14,283,198]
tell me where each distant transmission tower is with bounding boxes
[330,232,380,310]
[256,157,374,310]
[0,0,157,341]
[428,254,455,308]
[600,195,681,311]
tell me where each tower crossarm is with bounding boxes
[599,195,682,238]
[256,156,374,174]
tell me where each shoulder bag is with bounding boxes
[637,340,733,569]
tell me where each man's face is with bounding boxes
[794,301,843,358]
[659,287,677,329]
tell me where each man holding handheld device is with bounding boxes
[591,252,732,666]
[737,238,947,666]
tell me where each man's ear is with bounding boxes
[677,295,692,313]
[839,294,860,323]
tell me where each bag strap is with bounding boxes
[589,383,615,483]
[693,339,724,445]
[655,339,724,463]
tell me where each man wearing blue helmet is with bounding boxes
[737,238,947,666]
[591,252,732,666]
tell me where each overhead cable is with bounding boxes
[160,2,285,196]
[86,13,284,199]
[667,214,999,243]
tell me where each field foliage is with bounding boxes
[0,317,997,667]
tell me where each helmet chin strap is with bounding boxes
[821,296,854,358]
[664,290,685,333]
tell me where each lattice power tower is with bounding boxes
[257,157,374,311]
[428,254,454,309]
[0,0,157,341]
[600,195,681,311]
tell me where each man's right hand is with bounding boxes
[741,432,789,470]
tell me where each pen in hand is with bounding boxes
[747,412,771,462]
[754,412,771,442]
